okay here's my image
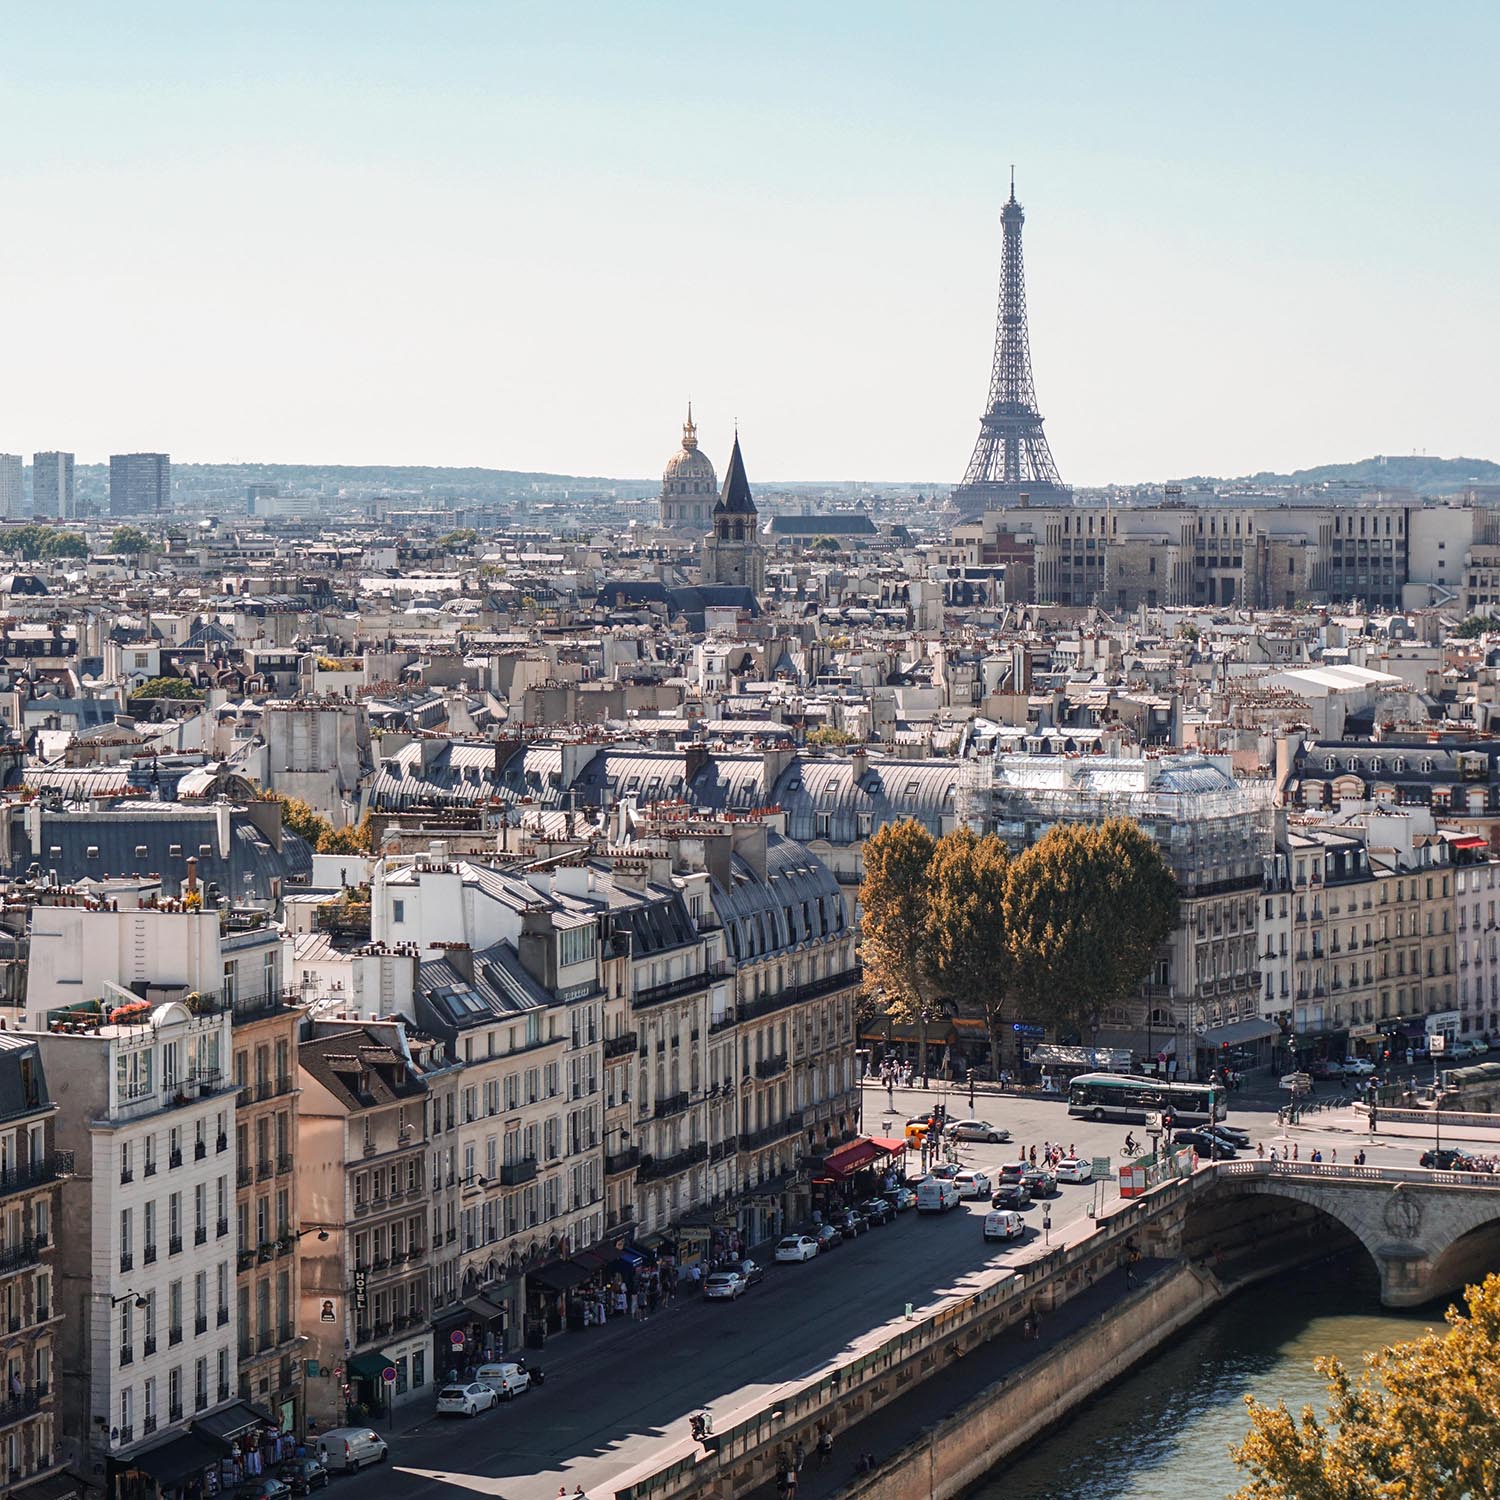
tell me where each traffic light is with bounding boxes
[966,1068,975,1085]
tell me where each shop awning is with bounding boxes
[194,1399,276,1443]
[571,1250,611,1273]
[611,1247,646,1269]
[528,1258,590,1293]
[123,1429,230,1486]
[464,1292,507,1323]
[821,1136,906,1179]
[348,1350,396,1384]
[11,1471,85,1500]
[1200,1018,1281,1048]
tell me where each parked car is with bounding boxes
[996,1161,1028,1185]
[948,1119,1011,1144]
[952,1169,992,1199]
[883,1185,918,1212]
[983,1209,1026,1242]
[315,1430,388,1473]
[775,1234,819,1263]
[437,1381,499,1417]
[916,1178,961,1213]
[842,1207,872,1236]
[814,1223,844,1251]
[474,1362,531,1399]
[860,1197,895,1226]
[1307,1058,1346,1079]
[1054,1157,1093,1183]
[1448,1039,1481,1061]
[1173,1128,1238,1159]
[991,1181,1032,1210]
[236,1479,291,1500]
[729,1257,766,1284]
[1202,1123,1252,1150]
[704,1269,749,1300]
[1420,1148,1468,1169]
[278,1459,329,1495]
[1021,1166,1057,1197]
[1342,1057,1378,1076]
[929,1162,962,1180]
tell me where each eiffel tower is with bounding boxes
[951,175,1070,519]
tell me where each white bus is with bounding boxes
[1066,1073,1225,1126]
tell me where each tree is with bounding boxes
[806,726,857,747]
[1452,615,1489,639]
[924,828,1012,1080]
[438,528,478,551]
[1002,818,1178,1039]
[859,819,939,1084]
[317,814,374,855]
[264,793,333,848]
[42,530,88,559]
[111,526,151,556]
[0,524,89,562]
[128,675,201,702]
[1231,1271,1500,1499]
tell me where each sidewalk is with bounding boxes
[738,1257,1175,1500]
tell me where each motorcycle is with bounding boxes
[689,1410,715,1445]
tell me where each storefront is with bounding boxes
[109,1403,293,1500]
[432,1287,512,1377]
[1196,1018,1283,1078]
[524,1258,590,1344]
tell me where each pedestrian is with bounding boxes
[794,1441,806,1472]
[1270,1147,1278,1163]
[817,1426,833,1469]
[559,1487,568,1498]
[785,1468,799,1499]
[1293,1142,1300,1162]
[575,1488,586,1498]
[1331,1148,1337,1164]
[1256,1141,1264,1159]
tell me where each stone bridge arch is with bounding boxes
[1187,1166,1500,1307]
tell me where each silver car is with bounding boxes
[948,1119,1011,1144]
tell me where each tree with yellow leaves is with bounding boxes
[1231,1270,1500,1499]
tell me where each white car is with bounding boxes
[1055,1157,1093,1183]
[1342,1057,1377,1076]
[983,1209,1025,1241]
[774,1234,819,1263]
[703,1269,748,1299]
[436,1382,498,1417]
[315,1429,387,1473]
[474,1362,531,1399]
[952,1169,992,1199]
[947,1119,1011,1144]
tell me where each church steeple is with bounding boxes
[714,432,757,517]
[682,402,698,450]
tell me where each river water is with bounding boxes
[967,1255,1451,1500]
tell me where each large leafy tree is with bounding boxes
[1232,1271,1500,1499]
[859,819,939,1084]
[263,793,333,849]
[1003,818,1178,1038]
[924,828,1012,1079]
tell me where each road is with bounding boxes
[348,1077,1456,1500]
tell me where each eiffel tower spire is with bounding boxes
[952,177,1070,518]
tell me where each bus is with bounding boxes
[1066,1073,1225,1126]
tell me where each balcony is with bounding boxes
[217,1217,229,1238]
[739,967,862,1023]
[143,1244,157,1266]
[144,1336,157,1356]
[169,1325,183,1346]
[169,1149,183,1169]
[637,1142,708,1182]
[169,1404,183,1423]
[119,1251,133,1273]
[256,1159,273,1182]
[117,1424,134,1445]
[0,1153,72,1201]
[602,1031,639,1060]
[218,1306,230,1327]
[119,1346,133,1367]
[653,1092,692,1120]
[194,1226,207,1246]
[195,1314,208,1335]
[632,968,717,1010]
[168,1235,182,1255]
[604,1147,640,1177]
[741,1112,805,1152]
[194,1141,208,1162]
[120,1167,134,1185]
[237,1248,255,1272]
[277,1152,294,1176]
[499,1157,538,1187]
[217,1133,229,1154]
[755,1053,788,1081]
[0,1238,40,1276]
[237,1165,253,1188]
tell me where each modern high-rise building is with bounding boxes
[109,452,171,515]
[31,451,75,519]
[0,453,22,518]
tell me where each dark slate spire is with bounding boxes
[714,431,757,516]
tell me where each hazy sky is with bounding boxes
[3,2,1498,485]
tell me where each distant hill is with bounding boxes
[1177,455,1500,496]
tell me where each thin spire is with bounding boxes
[1009,163,1016,200]
[682,401,697,449]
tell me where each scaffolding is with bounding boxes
[958,753,1275,893]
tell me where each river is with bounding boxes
[967,1254,1453,1500]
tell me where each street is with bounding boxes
[354,1077,1461,1500]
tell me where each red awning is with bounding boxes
[1452,835,1488,850]
[822,1136,906,1179]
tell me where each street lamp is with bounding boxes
[108,1290,149,1309]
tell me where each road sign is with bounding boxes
[1090,1155,1112,1180]
[1280,1072,1312,1092]
[450,1330,466,1347]
[381,1366,396,1383]
[1430,1033,1447,1054]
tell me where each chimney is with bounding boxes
[849,744,868,784]
[186,856,199,896]
[684,742,710,784]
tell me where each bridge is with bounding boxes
[1187,1159,1500,1306]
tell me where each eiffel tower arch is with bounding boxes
[951,178,1071,520]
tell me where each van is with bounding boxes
[474,1361,531,1399]
[315,1427,388,1472]
[916,1178,960,1214]
[983,1209,1024,1242]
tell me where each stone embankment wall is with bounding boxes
[845,1264,1221,1500]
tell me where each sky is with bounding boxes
[2,2,1498,485]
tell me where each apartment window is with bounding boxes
[169,1365,181,1416]
[392,900,405,924]
[194,1356,208,1410]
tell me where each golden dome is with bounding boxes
[663,404,717,488]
